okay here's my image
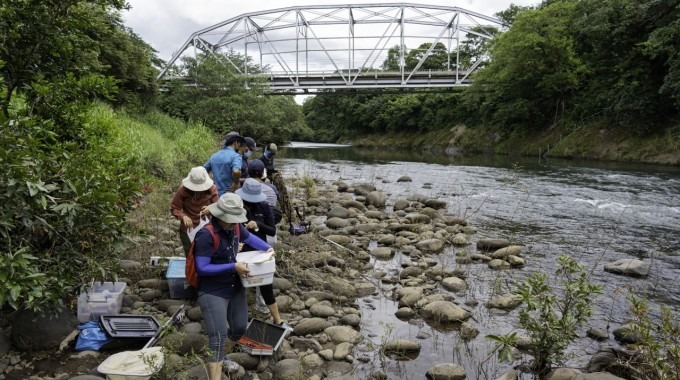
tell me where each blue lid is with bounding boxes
[166,259,186,279]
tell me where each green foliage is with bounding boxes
[159,52,307,143]
[486,332,519,363]
[487,254,603,378]
[624,294,680,380]
[0,248,55,313]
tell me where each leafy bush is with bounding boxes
[487,254,603,379]
[623,294,680,380]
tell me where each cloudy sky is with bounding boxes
[123,0,538,62]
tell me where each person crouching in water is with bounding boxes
[236,178,290,330]
[195,193,274,379]
[171,166,218,256]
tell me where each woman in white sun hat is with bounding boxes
[171,166,218,255]
[195,192,274,380]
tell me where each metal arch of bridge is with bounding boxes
[159,3,507,93]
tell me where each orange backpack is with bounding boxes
[185,224,240,288]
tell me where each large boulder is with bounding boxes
[421,301,470,322]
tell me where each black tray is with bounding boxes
[100,315,160,338]
[238,318,289,356]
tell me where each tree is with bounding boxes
[405,42,449,71]
[466,1,586,129]
[381,45,402,71]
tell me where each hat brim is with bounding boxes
[235,189,267,203]
[208,202,248,224]
[182,177,214,192]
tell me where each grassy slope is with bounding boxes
[353,123,680,165]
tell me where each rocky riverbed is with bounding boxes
[0,175,641,380]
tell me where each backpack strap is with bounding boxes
[204,224,220,251]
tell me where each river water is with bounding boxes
[277,142,680,379]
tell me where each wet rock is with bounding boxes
[163,332,208,356]
[356,223,382,233]
[496,369,518,380]
[318,349,333,360]
[586,344,634,374]
[587,327,609,341]
[489,245,523,259]
[460,322,479,341]
[395,307,417,319]
[576,372,626,380]
[383,339,421,353]
[442,277,467,292]
[415,294,453,308]
[273,277,293,291]
[353,183,376,196]
[364,210,386,220]
[397,176,412,182]
[341,199,367,211]
[324,326,362,344]
[488,259,511,270]
[405,213,431,224]
[507,255,525,267]
[487,294,523,310]
[371,247,394,259]
[604,259,650,277]
[415,238,445,253]
[425,363,465,380]
[294,318,330,336]
[424,199,447,210]
[477,239,510,251]
[470,253,492,262]
[421,301,471,322]
[450,233,471,246]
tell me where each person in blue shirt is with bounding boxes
[195,192,273,379]
[238,137,259,186]
[204,134,244,195]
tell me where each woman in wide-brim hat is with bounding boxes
[171,166,218,255]
[194,192,274,380]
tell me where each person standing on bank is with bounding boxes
[258,143,277,175]
[195,192,273,380]
[247,159,281,245]
[235,179,289,329]
[238,137,258,186]
[171,166,218,256]
[204,133,245,195]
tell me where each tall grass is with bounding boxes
[91,105,218,184]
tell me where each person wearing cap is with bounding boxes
[258,142,278,175]
[238,136,258,185]
[194,192,273,380]
[171,167,219,255]
[247,159,282,243]
[204,133,244,195]
[235,179,290,329]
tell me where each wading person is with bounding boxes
[171,166,218,255]
[194,193,274,379]
[258,142,277,175]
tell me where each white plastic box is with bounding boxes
[77,281,127,323]
[236,251,276,288]
[166,259,195,299]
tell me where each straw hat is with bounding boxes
[208,193,248,224]
[182,167,214,192]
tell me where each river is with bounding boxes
[276,142,680,379]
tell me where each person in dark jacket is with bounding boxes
[235,178,289,329]
[195,192,273,380]
[258,143,277,174]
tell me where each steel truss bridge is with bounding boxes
[159,3,507,93]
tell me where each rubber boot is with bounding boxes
[206,362,223,380]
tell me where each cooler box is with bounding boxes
[236,251,276,288]
[166,259,195,299]
[77,281,127,323]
